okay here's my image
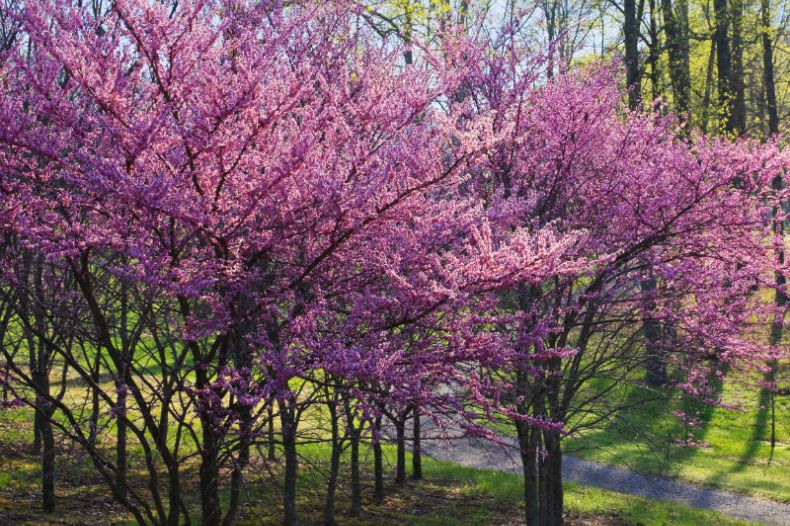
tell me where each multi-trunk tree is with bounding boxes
[468,41,784,523]
[0,1,571,523]
[0,2,785,526]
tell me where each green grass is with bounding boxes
[559,376,790,503]
[0,416,763,525]
[478,365,790,504]
[414,458,757,526]
[1,347,785,523]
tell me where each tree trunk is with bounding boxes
[539,447,550,524]
[373,416,384,503]
[394,418,406,484]
[166,459,183,526]
[762,0,779,135]
[411,407,422,480]
[514,364,565,526]
[662,0,692,118]
[544,431,564,525]
[540,360,565,526]
[521,425,564,526]
[199,416,221,526]
[765,0,782,451]
[40,409,55,513]
[624,0,642,110]
[713,0,734,132]
[731,0,746,135]
[544,0,557,78]
[89,349,101,446]
[267,405,277,461]
[403,3,413,66]
[116,366,128,502]
[517,420,540,526]
[223,406,251,526]
[648,0,661,101]
[768,176,785,452]
[350,429,361,516]
[32,369,55,513]
[33,407,42,454]
[323,403,341,526]
[280,402,299,526]
[642,274,668,386]
[323,443,340,526]
[702,40,717,134]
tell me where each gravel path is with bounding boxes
[407,424,790,526]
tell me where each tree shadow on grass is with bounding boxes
[731,387,770,472]
[563,373,720,480]
[701,384,779,496]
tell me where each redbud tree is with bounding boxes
[0,0,571,524]
[0,1,784,526]
[466,42,785,525]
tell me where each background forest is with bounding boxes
[367,0,790,137]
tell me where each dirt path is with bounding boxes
[411,427,790,526]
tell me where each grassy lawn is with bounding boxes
[0,410,763,525]
[0,349,785,524]
[559,376,790,503]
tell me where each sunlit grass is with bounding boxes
[562,377,790,503]
[0,413,762,525]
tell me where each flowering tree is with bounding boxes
[0,1,784,526]
[467,48,785,524]
[0,0,575,524]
